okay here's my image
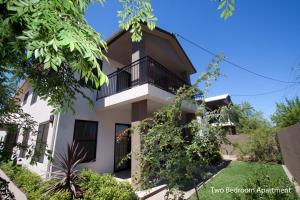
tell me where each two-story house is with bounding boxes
[14,24,197,180]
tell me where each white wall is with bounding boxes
[52,89,131,174]
[13,58,126,177]
[102,58,123,75]
[0,130,6,143]
[16,82,55,177]
[50,57,130,174]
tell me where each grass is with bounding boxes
[190,161,299,200]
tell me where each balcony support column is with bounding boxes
[131,100,148,188]
[131,37,146,85]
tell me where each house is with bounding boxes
[200,94,236,134]
[11,24,197,180]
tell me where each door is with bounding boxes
[114,124,131,172]
[116,70,131,92]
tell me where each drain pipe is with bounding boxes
[46,113,60,179]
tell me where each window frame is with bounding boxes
[30,92,38,105]
[72,119,98,163]
[33,121,50,163]
[23,91,29,105]
[19,129,30,158]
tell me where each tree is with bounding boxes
[0,0,235,165]
[272,97,300,128]
[0,66,37,161]
[0,0,234,113]
[230,102,270,134]
[136,54,228,199]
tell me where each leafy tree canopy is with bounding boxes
[272,97,300,128]
[230,102,271,134]
[0,0,234,113]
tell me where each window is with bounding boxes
[30,92,38,105]
[23,91,29,105]
[33,122,49,163]
[73,120,98,163]
[19,129,30,158]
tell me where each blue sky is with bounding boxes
[85,0,300,119]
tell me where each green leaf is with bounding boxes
[16,36,28,40]
[44,61,51,69]
[70,42,75,52]
[99,71,108,86]
[44,55,50,63]
[27,50,32,59]
[34,49,39,58]
[217,0,226,10]
[53,42,58,52]
[228,4,235,11]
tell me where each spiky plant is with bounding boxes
[47,142,86,199]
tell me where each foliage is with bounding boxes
[216,0,235,20]
[0,161,70,200]
[233,165,299,200]
[47,142,86,199]
[190,161,299,200]
[272,97,300,128]
[78,170,137,200]
[0,0,156,112]
[230,102,270,134]
[0,161,137,200]
[235,126,282,163]
[136,54,228,199]
[0,0,234,113]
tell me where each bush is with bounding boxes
[232,166,299,200]
[0,162,70,200]
[78,170,137,200]
[236,126,282,163]
[0,163,137,200]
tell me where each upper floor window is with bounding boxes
[19,129,30,158]
[23,91,29,105]
[73,120,98,163]
[30,92,38,105]
[33,122,49,163]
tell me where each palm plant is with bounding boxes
[47,142,86,199]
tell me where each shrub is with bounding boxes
[0,162,70,200]
[236,126,282,163]
[47,142,86,199]
[78,170,137,200]
[0,162,137,200]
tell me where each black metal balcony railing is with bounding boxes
[96,56,190,100]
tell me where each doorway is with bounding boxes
[114,123,131,172]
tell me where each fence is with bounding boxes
[220,134,249,156]
[278,123,300,184]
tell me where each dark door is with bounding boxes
[114,124,131,172]
[117,70,131,92]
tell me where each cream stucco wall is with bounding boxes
[15,58,126,177]
[52,89,131,174]
[16,82,55,177]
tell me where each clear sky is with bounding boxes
[85,0,300,119]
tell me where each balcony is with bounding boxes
[96,56,190,100]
